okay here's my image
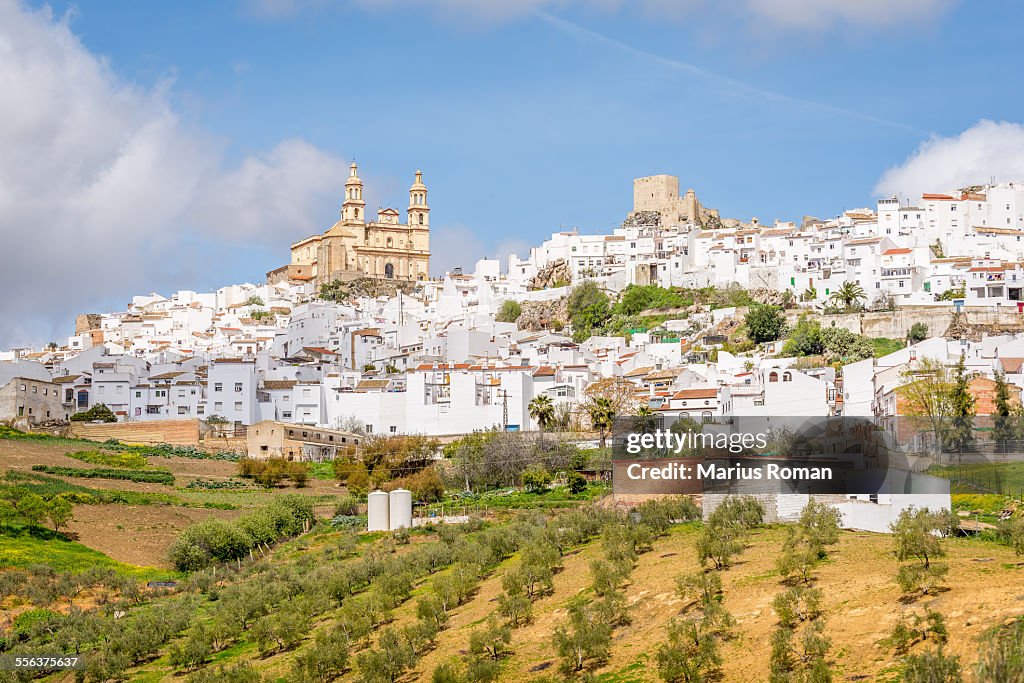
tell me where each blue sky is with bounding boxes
[3,0,1024,346]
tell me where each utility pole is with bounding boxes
[497,389,509,430]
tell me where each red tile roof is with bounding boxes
[672,388,718,400]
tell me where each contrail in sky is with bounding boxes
[535,11,929,136]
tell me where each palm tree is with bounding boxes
[588,397,617,448]
[635,404,657,433]
[830,281,866,310]
[801,286,817,302]
[529,395,555,432]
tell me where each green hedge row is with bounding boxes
[30,465,175,484]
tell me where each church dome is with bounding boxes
[409,169,427,191]
[345,161,363,186]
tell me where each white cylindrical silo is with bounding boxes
[367,490,390,532]
[388,488,412,530]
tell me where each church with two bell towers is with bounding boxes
[288,162,431,285]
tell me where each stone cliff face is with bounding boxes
[621,210,662,228]
[517,298,569,331]
[320,277,417,302]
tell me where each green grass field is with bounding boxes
[0,526,174,580]
[928,461,1024,500]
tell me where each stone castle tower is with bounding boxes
[630,174,720,228]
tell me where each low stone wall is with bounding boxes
[69,419,200,446]
[788,305,1024,339]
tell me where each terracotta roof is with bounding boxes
[263,380,297,390]
[845,237,883,246]
[975,227,1024,236]
[672,388,718,400]
[624,365,655,378]
[149,371,185,381]
[883,248,913,255]
[923,193,956,200]
[645,368,682,381]
[52,375,81,384]
[414,363,471,371]
[356,379,391,390]
[533,366,556,377]
[999,358,1024,374]
[302,347,338,356]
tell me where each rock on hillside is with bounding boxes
[527,259,572,290]
[518,298,568,331]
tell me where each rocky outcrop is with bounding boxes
[621,210,661,228]
[528,259,572,291]
[517,298,569,331]
[748,288,794,307]
[319,277,417,302]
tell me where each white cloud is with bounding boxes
[429,225,487,276]
[0,1,347,347]
[494,238,531,265]
[248,0,958,31]
[740,0,956,31]
[875,120,1024,200]
[191,140,346,243]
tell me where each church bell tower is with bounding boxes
[342,161,365,224]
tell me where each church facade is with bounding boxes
[288,163,431,286]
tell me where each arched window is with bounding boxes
[783,372,792,382]
[386,237,393,248]
[354,208,360,219]
[385,263,395,279]
[419,213,424,225]
[769,371,779,383]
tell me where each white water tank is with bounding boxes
[367,490,390,532]
[389,488,413,530]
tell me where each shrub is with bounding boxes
[384,467,446,503]
[615,285,689,316]
[745,304,785,344]
[567,280,611,341]
[31,464,175,485]
[169,495,315,571]
[496,300,522,323]
[903,648,962,682]
[891,506,950,596]
[697,496,763,569]
[908,322,929,344]
[238,457,308,488]
[521,464,552,494]
[974,616,1024,681]
[186,662,263,683]
[656,616,723,682]
[566,471,587,495]
[333,494,361,516]
[69,403,117,422]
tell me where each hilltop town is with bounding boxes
[4,169,1024,438]
[4,166,1024,682]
